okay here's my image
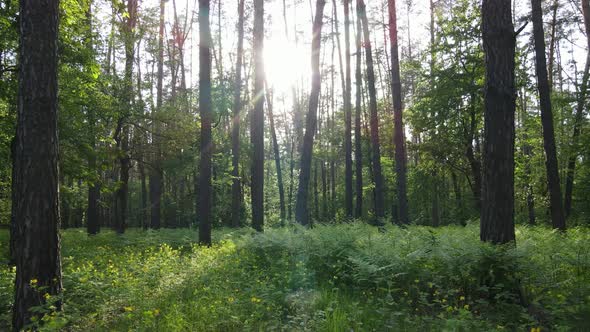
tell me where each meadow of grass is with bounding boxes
[1,222,589,331]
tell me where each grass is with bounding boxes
[1,222,589,331]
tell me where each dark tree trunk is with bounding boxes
[358,0,385,219]
[265,85,286,222]
[388,0,409,224]
[198,0,213,245]
[12,0,62,329]
[150,0,165,230]
[563,0,590,218]
[231,0,245,228]
[251,0,265,232]
[480,0,517,244]
[354,4,363,218]
[295,0,326,226]
[531,0,566,231]
[86,2,100,235]
[343,0,353,217]
[115,0,137,234]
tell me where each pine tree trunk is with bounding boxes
[354,4,363,218]
[295,0,327,226]
[251,0,265,232]
[531,0,566,230]
[265,84,286,222]
[231,0,245,227]
[150,0,165,230]
[12,0,62,328]
[480,0,517,244]
[388,0,409,224]
[198,0,213,245]
[358,0,385,219]
[344,0,353,217]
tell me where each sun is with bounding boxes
[264,35,310,95]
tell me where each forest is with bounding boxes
[1,0,590,330]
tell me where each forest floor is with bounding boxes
[1,223,589,331]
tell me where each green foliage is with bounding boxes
[1,224,589,331]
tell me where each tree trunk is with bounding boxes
[12,0,62,328]
[198,0,213,245]
[563,0,590,218]
[531,0,566,230]
[86,1,100,235]
[388,0,409,224]
[251,0,265,232]
[358,0,385,219]
[480,0,516,244]
[295,0,327,226]
[231,0,245,228]
[150,0,165,230]
[265,84,286,222]
[343,0,353,217]
[354,3,363,218]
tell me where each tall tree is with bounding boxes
[354,1,363,218]
[87,1,100,235]
[343,0,353,217]
[12,0,62,329]
[150,0,165,230]
[530,0,566,230]
[564,0,590,217]
[358,0,385,219]
[295,0,327,226]
[388,0,409,224]
[480,0,517,244]
[198,0,213,245]
[265,84,287,222]
[114,0,138,234]
[231,0,245,228]
[251,0,265,231]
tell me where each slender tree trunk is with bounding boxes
[354,4,363,218]
[564,0,590,217]
[295,0,327,226]
[480,0,516,244]
[388,0,409,224]
[343,0,353,217]
[198,0,213,245]
[531,0,566,230]
[87,2,100,235]
[231,0,245,227]
[265,84,286,221]
[115,0,137,234]
[12,0,62,328]
[358,0,385,219]
[150,0,165,229]
[251,0,265,231]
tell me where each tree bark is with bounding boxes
[358,0,385,219]
[251,0,265,231]
[343,0,353,217]
[531,0,566,230]
[295,0,327,226]
[231,0,245,228]
[354,3,363,218]
[86,1,100,235]
[150,0,165,230]
[198,0,213,245]
[480,0,516,244]
[265,84,286,222]
[388,0,409,224]
[12,0,62,329]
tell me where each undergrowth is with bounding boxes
[0,223,589,331]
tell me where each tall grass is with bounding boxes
[0,223,588,331]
